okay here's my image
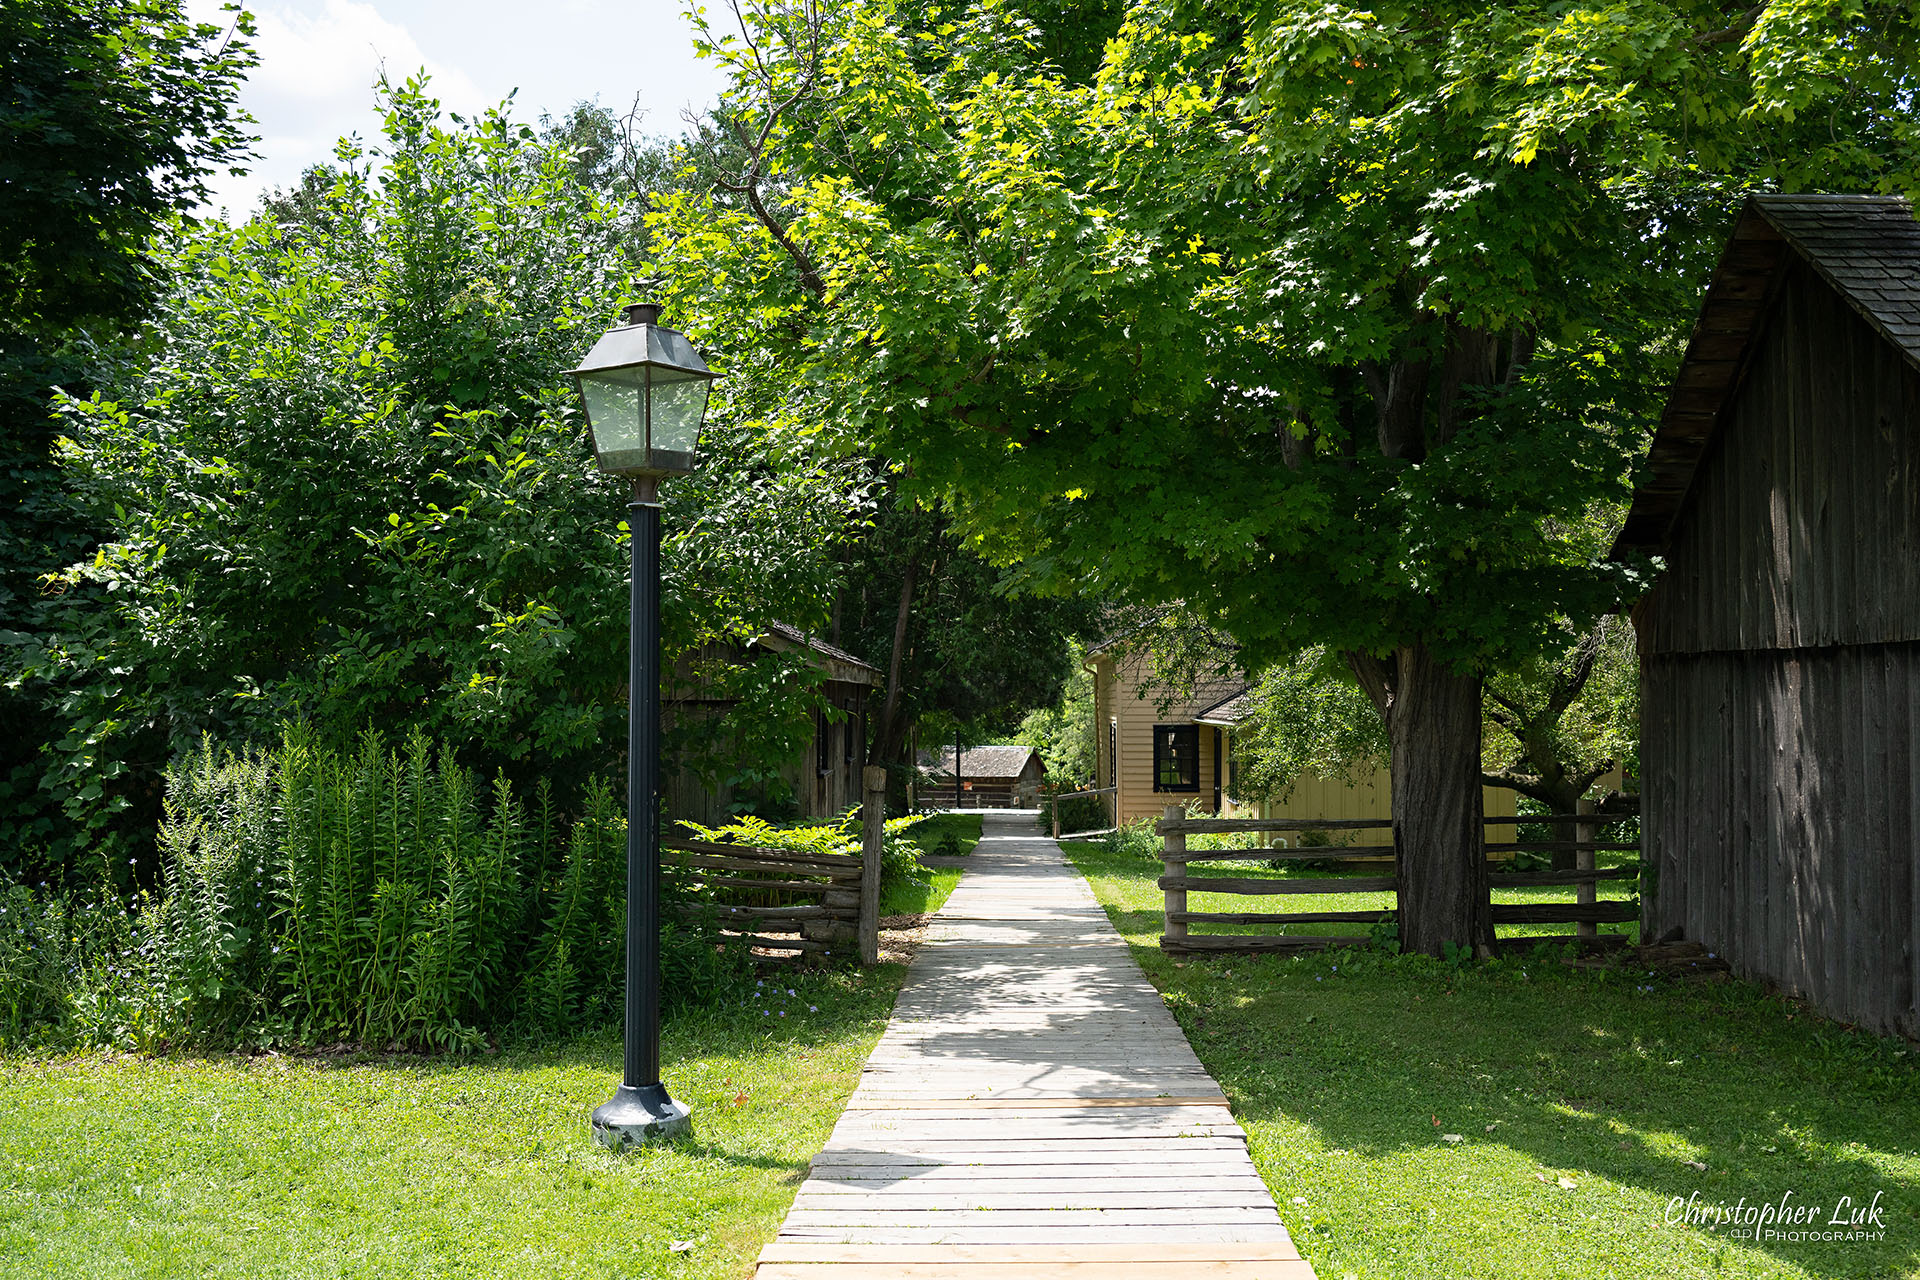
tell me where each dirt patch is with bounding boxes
[877,913,932,964]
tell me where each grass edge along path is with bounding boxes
[1063,837,1920,1280]
[0,971,941,1277]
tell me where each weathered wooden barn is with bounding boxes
[1616,194,1920,1039]
[665,622,880,824]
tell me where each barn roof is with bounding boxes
[754,622,881,686]
[1612,194,1920,557]
[924,745,1045,781]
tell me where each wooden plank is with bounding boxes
[1477,813,1638,826]
[1158,817,1393,834]
[779,1209,1280,1227]
[1490,902,1640,924]
[1484,841,1640,852]
[686,903,850,921]
[806,1141,1256,1163]
[789,1191,1280,1210]
[760,1243,1304,1263]
[1162,804,1187,942]
[664,837,864,869]
[844,1096,1226,1110]
[671,852,863,881]
[684,873,834,896]
[1161,846,1397,865]
[1489,868,1641,887]
[728,932,833,952]
[1161,935,1369,953]
[1170,910,1392,925]
[807,1168,1264,1184]
[769,1226,1297,1244]
[1159,875,1398,895]
[762,1266,1311,1278]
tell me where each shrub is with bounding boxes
[1036,781,1106,835]
[0,727,749,1052]
[676,808,932,895]
[1101,818,1163,862]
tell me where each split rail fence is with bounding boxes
[663,766,890,966]
[1050,784,1119,840]
[1155,806,1641,957]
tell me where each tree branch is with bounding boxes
[1345,650,1396,724]
[1695,5,1765,45]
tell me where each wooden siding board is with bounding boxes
[1651,262,1920,657]
[1909,654,1920,1039]
[1646,645,1920,1037]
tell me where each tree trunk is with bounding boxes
[871,555,918,770]
[1385,644,1493,957]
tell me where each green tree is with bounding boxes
[18,78,862,880]
[0,0,255,877]
[1016,640,1095,786]
[652,0,1919,954]
[1231,649,1390,805]
[832,483,1097,790]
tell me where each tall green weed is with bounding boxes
[0,728,748,1052]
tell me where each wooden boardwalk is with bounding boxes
[756,812,1315,1279]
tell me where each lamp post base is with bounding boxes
[591,1083,692,1150]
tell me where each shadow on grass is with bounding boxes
[1147,944,1919,1279]
[1066,840,1919,1278]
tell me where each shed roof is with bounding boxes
[1613,194,1920,557]
[923,745,1045,781]
[1193,686,1254,726]
[754,622,881,686]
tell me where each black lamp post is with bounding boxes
[571,301,716,1149]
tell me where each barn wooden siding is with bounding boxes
[1641,259,1920,654]
[1642,646,1919,1036]
[1637,228,1920,1039]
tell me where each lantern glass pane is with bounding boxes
[579,368,646,468]
[649,368,711,456]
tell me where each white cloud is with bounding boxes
[191,0,485,215]
[187,0,728,218]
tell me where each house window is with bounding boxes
[1153,725,1199,793]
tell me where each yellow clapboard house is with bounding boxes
[1086,641,1518,835]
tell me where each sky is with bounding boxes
[186,0,732,216]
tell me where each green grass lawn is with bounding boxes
[0,964,909,1280]
[1065,838,1920,1280]
[906,812,983,858]
[878,813,980,918]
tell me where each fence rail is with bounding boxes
[1156,805,1641,957]
[664,767,890,965]
[1050,785,1119,839]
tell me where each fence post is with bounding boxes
[1576,795,1597,940]
[859,765,888,965]
[1052,793,1062,841]
[1162,804,1187,944]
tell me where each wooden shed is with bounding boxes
[1616,194,1920,1039]
[922,745,1047,809]
[665,622,881,824]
